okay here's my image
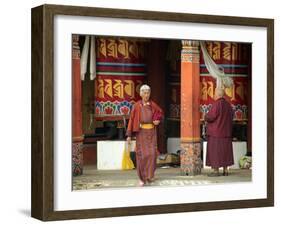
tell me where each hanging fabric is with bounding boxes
[89,36,96,80]
[200,41,233,89]
[80,35,90,81]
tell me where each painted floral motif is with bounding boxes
[95,100,134,116]
[120,106,130,115]
[200,104,247,121]
[104,106,114,114]
[95,107,100,115]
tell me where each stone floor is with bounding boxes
[73,165,252,190]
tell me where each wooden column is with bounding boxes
[180,40,202,175]
[147,40,168,153]
[72,35,84,176]
[247,45,252,155]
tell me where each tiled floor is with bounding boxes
[73,165,252,190]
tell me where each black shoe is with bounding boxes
[223,171,229,176]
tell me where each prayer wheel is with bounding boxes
[200,41,251,121]
[94,37,148,121]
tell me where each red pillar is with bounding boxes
[72,35,84,176]
[180,40,202,175]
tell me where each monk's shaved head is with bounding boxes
[215,88,225,99]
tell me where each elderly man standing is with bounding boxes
[204,88,234,177]
[126,84,163,186]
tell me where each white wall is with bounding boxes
[0,0,279,225]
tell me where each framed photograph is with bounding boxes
[31,4,274,221]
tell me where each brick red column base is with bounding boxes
[72,142,83,176]
[180,142,202,176]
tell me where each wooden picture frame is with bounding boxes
[31,4,274,221]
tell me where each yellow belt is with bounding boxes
[140,123,154,129]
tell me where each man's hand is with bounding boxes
[153,120,160,126]
[126,136,131,143]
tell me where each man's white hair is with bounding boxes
[140,84,151,95]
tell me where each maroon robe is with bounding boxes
[126,100,163,182]
[205,97,234,168]
[126,100,163,137]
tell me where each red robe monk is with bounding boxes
[205,88,234,176]
[126,85,163,186]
